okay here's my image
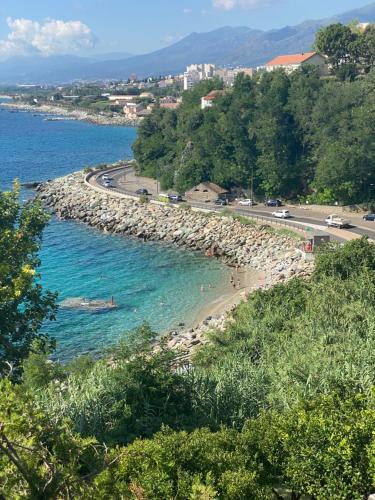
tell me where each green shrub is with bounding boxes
[94,426,270,499]
[139,194,149,204]
[180,202,192,211]
[306,187,337,205]
[192,268,375,426]
[37,325,202,445]
[253,392,375,499]
[313,236,375,280]
[94,163,108,171]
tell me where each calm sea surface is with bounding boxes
[0,103,229,360]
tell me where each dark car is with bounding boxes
[168,194,183,202]
[136,188,150,195]
[215,198,228,206]
[363,213,375,221]
[265,199,282,207]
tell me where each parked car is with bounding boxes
[103,181,112,188]
[325,214,351,228]
[238,199,255,206]
[272,209,291,219]
[215,198,228,206]
[363,213,375,221]
[136,188,149,195]
[168,194,183,202]
[265,199,282,207]
[102,174,113,181]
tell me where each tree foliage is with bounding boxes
[0,183,57,376]
[134,57,375,204]
[0,379,103,499]
[315,22,375,79]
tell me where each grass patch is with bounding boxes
[180,202,192,211]
[276,227,305,241]
[219,208,256,226]
[262,224,275,233]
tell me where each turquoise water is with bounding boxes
[0,104,230,360]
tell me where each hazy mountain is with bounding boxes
[89,52,134,61]
[1,2,375,84]
[0,53,134,85]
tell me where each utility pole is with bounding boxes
[250,164,254,201]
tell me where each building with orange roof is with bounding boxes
[258,51,329,76]
[201,90,226,110]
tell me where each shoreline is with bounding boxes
[193,266,259,326]
[36,170,313,360]
[0,101,140,127]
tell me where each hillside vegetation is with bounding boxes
[134,24,375,205]
[2,180,375,498]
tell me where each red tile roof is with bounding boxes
[266,52,317,66]
[202,90,225,101]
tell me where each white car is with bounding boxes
[272,209,291,219]
[238,199,255,206]
[325,214,351,228]
[103,180,112,188]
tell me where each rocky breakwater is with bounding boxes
[37,172,312,281]
[37,171,313,358]
[1,102,140,126]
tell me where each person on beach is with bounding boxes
[230,275,235,288]
[200,285,205,292]
[237,278,241,289]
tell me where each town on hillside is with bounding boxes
[3,20,373,120]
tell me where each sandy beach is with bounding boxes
[193,266,260,326]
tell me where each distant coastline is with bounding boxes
[0,101,140,127]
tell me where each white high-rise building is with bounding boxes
[183,63,216,90]
[183,70,201,90]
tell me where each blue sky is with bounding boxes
[0,0,370,59]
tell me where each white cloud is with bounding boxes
[182,8,192,14]
[0,17,95,60]
[212,0,274,9]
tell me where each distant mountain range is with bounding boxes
[1,2,375,85]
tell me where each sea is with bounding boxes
[0,102,230,361]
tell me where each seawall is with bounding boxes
[37,171,312,282]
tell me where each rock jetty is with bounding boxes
[37,171,313,358]
[37,171,312,281]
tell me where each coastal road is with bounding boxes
[92,166,375,242]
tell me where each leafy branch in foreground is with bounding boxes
[0,182,57,377]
